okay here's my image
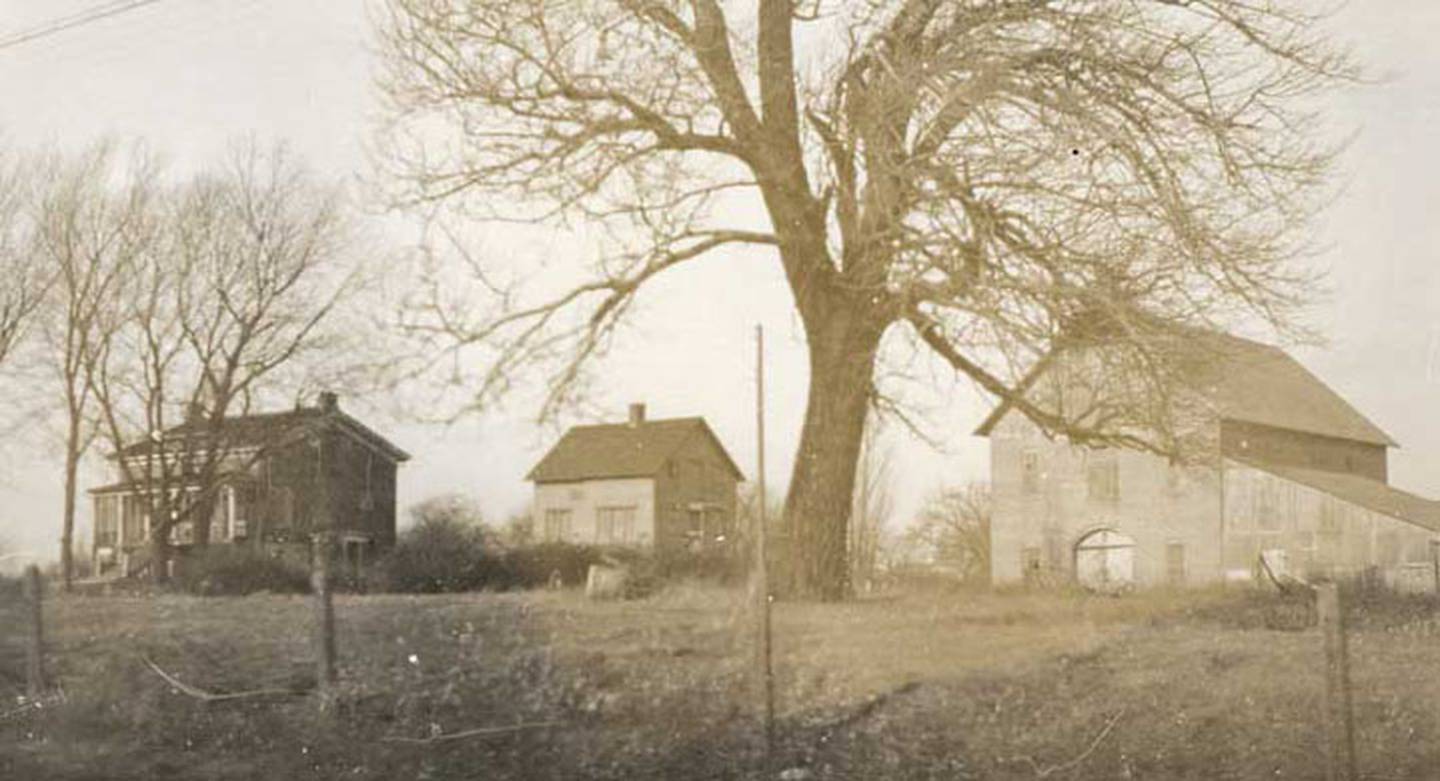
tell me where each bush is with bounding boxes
[369,511,745,595]
[371,514,497,593]
[174,546,311,596]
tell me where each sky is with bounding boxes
[1,1,1439,565]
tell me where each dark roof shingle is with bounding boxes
[117,406,410,462]
[527,417,742,483]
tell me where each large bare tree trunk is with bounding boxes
[784,309,884,600]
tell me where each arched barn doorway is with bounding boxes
[1074,529,1136,592]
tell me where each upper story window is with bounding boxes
[1021,450,1040,495]
[1086,452,1119,502]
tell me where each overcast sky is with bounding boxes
[1,1,1438,564]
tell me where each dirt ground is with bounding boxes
[3,583,1439,779]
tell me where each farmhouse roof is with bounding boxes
[527,416,744,483]
[1236,456,1440,534]
[974,332,1396,447]
[114,398,411,463]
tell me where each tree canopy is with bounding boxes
[379,0,1355,598]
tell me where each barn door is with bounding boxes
[1074,529,1136,592]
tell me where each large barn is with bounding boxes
[980,334,1440,590]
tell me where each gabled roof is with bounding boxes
[116,404,411,463]
[1236,456,1440,534]
[975,332,1396,447]
[527,416,744,483]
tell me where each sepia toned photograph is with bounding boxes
[0,1,1437,778]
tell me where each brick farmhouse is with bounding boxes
[90,393,409,579]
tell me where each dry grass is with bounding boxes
[1,581,1438,779]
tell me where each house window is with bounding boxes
[596,506,637,545]
[123,494,148,542]
[1166,543,1186,585]
[1086,453,1119,502]
[1021,450,1040,495]
[232,485,253,538]
[543,509,573,542]
[95,495,120,547]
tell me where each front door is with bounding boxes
[1075,529,1136,592]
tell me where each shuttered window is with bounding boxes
[543,509,572,542]
[596,506,637,545]
[1086,453,1119,502]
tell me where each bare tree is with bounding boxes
[378,1,1353,599]
[30,144,154,591]
[909,482,991,583]
[0,151,49,369]
[86,145,364,581]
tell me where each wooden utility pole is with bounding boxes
[1316,583,1357,781]
[24,564,45,698]
[754,324,775,757]
[312,534,337,710]
[1430,539,1439,595]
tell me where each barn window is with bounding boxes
[1021,450,1040,494]
[1166,544,1186,585]
[1255,480,1283,532]
[596,506,636,545]
[1086,453,1119,502]
[543,509,573,542]
[1165,465,1182,495]
[1319,499,1341,536]
[1021,547,1043,580]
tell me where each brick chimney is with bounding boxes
[318,391,339,413]
[628,402,646,427]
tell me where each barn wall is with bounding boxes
[989,414,1224,587]
[534,478,656,547]
[1221,420,1387,482]
[1221,462,1434,581]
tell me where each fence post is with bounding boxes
[1316,583,1357,781]
[312,535,337,710]
[24,564,45,698]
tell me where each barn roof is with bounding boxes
[527,416,744,483]
[975,332,1396,447]
[1237,457,1440,534]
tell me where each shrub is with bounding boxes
[371,514,498,593]
[174,545,310,596]
[506,543,605,589]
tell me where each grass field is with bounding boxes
[4,582,1440,779]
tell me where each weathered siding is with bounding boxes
[990,413,1223,586]
[1221,420,1387,482]
[322,430,399,545]
[534,478,656,546]
[1221,461,1434,581]
[652,429,739,553]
